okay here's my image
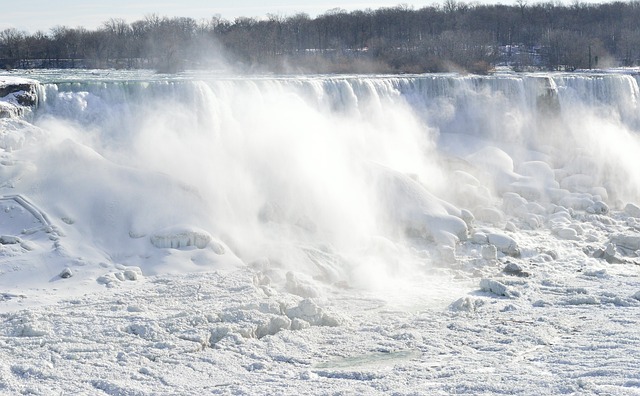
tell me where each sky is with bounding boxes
[0,0,422,33]
[0,0,568,33]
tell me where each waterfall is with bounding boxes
[1,69,639,289]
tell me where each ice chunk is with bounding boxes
[150,226,213,249]
[610,234,640,251]
[285,298,340,327]
[479,278,520,298]
[487,232,520,256]
[625,203,640,218]
[481,244,497,260]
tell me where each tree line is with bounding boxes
[1,1,640,74]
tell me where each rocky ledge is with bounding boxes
[0,78,39,118]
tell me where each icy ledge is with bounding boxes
[0,77,39,118]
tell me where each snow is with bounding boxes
[1,69,640,394]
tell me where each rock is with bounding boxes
[0,83,37,104]
[123,269,138,281]
[587,201,609,215]
[503,262,529,277]
[60,268,73,279]
[487,233,520,257]
[0,235,21,244]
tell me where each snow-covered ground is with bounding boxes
[1,70,640,395]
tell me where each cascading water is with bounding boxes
[1,69,640,297]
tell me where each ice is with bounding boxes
[373,164,468,243]
[150,226,214,250]
[0,69,639,394]
[625,203,640,218]
[487,232,520,256]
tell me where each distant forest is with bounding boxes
[2,1,640,74]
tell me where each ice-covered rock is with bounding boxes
[0,81,38,106]
[555,228,579,240]
[503,262,529,277]
[586,201,609,215]
[150,226,213,249]
[479,278,520,298]
[625,203,640,218]
[0,235,21,244]
[0,79,38,119]
[487,232,520,257]
[59,268,73,279]
[610,234,640,251]
[471,231,489,244]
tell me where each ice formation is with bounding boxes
[1,70,640,394]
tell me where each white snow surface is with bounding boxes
[1,69,640,394]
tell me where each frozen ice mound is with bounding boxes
[150,226,213,249]
[372,164,468,244]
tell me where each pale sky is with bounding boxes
[0,0,427,33]
[0,0,565,33]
